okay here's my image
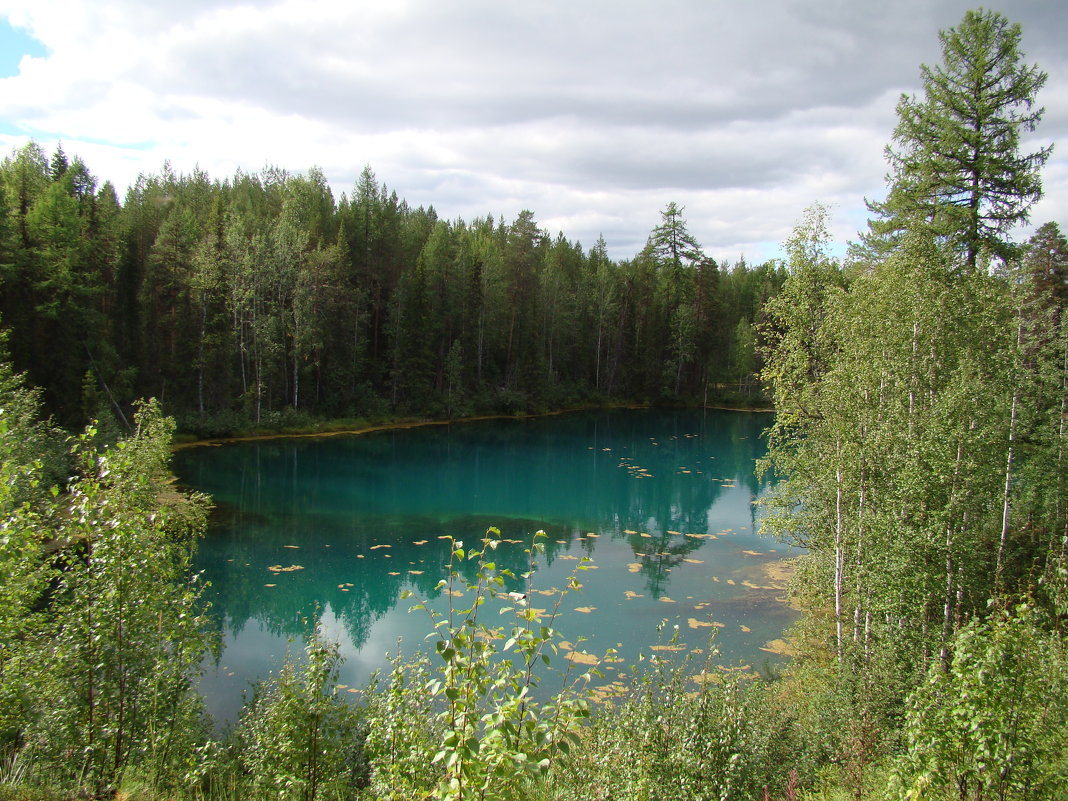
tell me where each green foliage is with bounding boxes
[362,652,441,800]
[761,207,1061,671]
[0,366,58,760]
[234,634,365,801]
[891,602,1068,800]
[4,401,214,798]
[399,529,596,801]
[0,143,776,428]
[863,9,1050,268]
[557,636,808,801]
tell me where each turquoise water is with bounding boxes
[172,408,800,722]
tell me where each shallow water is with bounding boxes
[172,408,800,723]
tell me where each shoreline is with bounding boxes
[171,402,774,450]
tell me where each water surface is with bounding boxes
[173,408,799,723]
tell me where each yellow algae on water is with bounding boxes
[624,529,638,535]
[627,563,641,573]
[264,583,277,588]
[760,639,797,657]
[566,651,600,666]
[590,682,629,702]
[659,596,676,604]
[444,588,464,597]
[624,590,644,599]
[283,545,300,549]
[575,606,596,614]
[413,540,428,545]
[726,579,737,586]
[650,644,686,652]
[387,571,400,576]
[409,570,424,575]
[742,549,763,556]
[559,554,579,560]
[683,558,703,565]
[356,554,365,559]
[743,580,774,590]
[688,618,725,629]
[370,544,391,550]
[740,625,752,632]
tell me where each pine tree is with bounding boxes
[864,9,1051,269]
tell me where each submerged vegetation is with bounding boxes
[1,7,1067,800]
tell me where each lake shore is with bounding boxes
[172,401,774,450]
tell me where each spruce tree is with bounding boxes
[864,9,1051,269]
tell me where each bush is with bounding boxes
[233,634,366,801]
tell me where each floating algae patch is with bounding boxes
[688,618,725,629]
[566,651,600,666]
[760,638,797,656]
[762,558,797,588]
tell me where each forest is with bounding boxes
[1,7,1067,801]
[0,137,781,435]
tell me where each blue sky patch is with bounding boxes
[0,17,48,78]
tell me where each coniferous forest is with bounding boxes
[0,139,781,434]
[1,8,1067,801]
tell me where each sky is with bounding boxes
[1,0,1065,263]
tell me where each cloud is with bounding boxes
[1,0,1064,261]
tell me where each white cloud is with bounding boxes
[1,0,1065,261]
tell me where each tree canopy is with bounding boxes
[863,8,1051,269]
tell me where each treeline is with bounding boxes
[0,148,782,432]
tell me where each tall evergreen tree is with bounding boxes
[863,9,1051,269]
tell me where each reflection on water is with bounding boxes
[173,408,800,723]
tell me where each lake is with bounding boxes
[172,408,800,723]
